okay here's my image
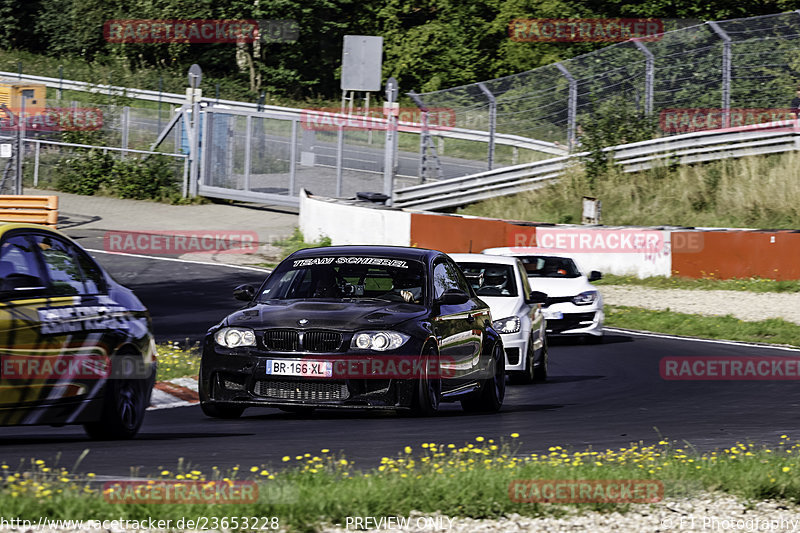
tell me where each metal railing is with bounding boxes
[393,120,800,210]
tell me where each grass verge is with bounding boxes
[2,437,799,532]
[460,152,800,229]
[595,275,800,293]
[155,341,201,381]
[606,305,800,347]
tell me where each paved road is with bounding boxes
[0,254,798,476]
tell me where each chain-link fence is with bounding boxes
[412,11,800,178]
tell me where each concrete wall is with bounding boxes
[298,190,411,246]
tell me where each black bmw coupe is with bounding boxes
[199,245,505,417]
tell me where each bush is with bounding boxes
[55,150,180,201]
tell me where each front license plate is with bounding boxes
[543,310,563,320]
[266,360,333,377]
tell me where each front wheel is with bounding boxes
[533,334,548,382]
[462,343,505,413]
[411,347,441,416]
[84,359,150,440]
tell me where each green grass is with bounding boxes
[460,152,800,229]
[2,437,800,532]
[155,341,201,381]
[273,228,331,259]
[596,275,800,293]
[606,306,800,347]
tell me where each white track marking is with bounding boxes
[86,248,272,272]
[605,327,800,352]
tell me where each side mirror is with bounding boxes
[588,271,602,282]
[528,290,548,304]
[438,288,470,305]
[233,284,256,301]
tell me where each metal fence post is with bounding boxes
[555,63,577,150]
[408,90,441,182]
[336,125,344,197]
[244,115,252,191]
[289,120,297,196]
[120,106,130,159]
[478,82,496,170]
[33,141,40,187]
[708,21,731,128]
[633,40,654,115]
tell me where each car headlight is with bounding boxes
[492,316,520,334]
[215,327,257,348]
[572,290,599,306]
[351,331,409,351]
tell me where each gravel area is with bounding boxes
[1,492,797,532]
[601,286,800,325]
[315,493,800,532]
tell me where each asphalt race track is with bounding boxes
[1,253,799,477]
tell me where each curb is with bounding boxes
[149,377,199,410]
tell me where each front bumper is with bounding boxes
[200,348,420,410]
[544,304,604,336]
[500,333,528,372]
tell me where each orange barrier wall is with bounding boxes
[409,213,529,252]
[671,230,800,280]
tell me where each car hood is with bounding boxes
[526,276,595,297]
[477,296,522,323]
[224,300,428,331]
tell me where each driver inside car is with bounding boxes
[480,267,510,296]
[390,270,423,303]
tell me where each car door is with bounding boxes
[430,257,488,386]
[0,231,109,424]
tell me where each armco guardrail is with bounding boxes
[393,121,800,210]
[0,71,566,157]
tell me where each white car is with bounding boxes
[451,253,549,383]
[482,247,604,342]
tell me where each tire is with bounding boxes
[200,402,245,419]
[509,336,536,385]
[83,358,150,440]
[533,334,548,382]
[411,346,441,416]
[279,406,315,415]
[461,343,505,413]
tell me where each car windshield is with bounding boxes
[457,262,518,297]
[257,256,426,304]
[520,256,581,278]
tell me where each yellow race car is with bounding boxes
[0,223,156,439]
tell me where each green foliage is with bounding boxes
[55,150,115,195]
[461,150,800,229]
[55,150,179,201]
[273,228,331,259]
[577,95,658,189]
[0,0,797,100]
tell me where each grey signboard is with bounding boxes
[341,35,383,92]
